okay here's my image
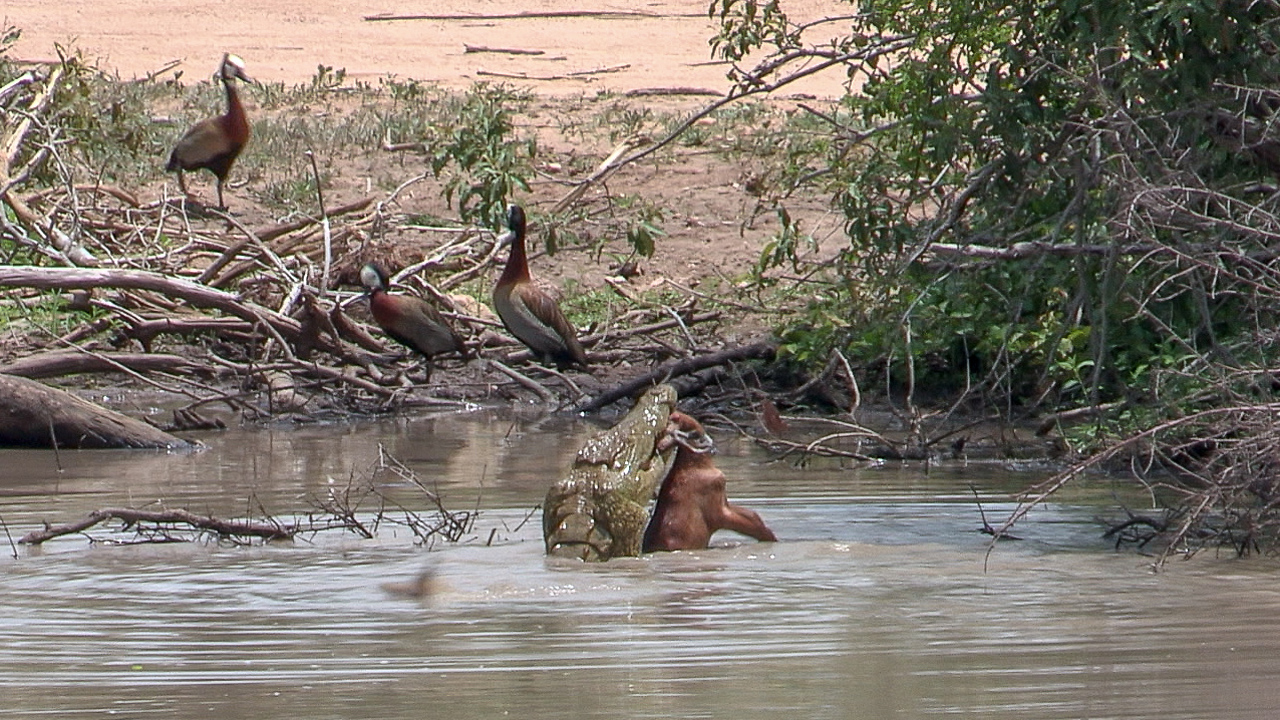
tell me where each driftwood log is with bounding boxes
[0,374,196,449]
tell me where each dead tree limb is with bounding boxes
[754,435,880,462]
[927,240,1157,261]
[0,266,340,355]
[0,374,196,449]
[464,44,545,55]
[1035,401,1126,436]
[193,196,373,285]
[121,316,258,349]
[624,87,724,98]
[0,350,199,379]
[486,359,557,402]
[26,184,140,207]
[580,341,777,412]
[553,135,651,213]
[252,196,374,243]
[18,507,294,545]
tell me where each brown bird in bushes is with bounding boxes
[359,263,467,377]
[166,53,254,209]
[492,204,588,369]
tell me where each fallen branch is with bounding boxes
[1035,401,1125,436]
[464,44,545,55]
[329,305,390,354]
[0,374,196,449]
[381,140,427,153]
[624,87,725,98]
[129,59,183,84]
[486,358,557,402]
[0,265,332,355]
[18,507,295,545]
[753,435,879,462]
[927,240,1156,261]
[26,184,141,207]
[580,341,777,411]
[553,135,651,213]
[122,316,260,350]
[251,195,373,244]
[0,350,198,379]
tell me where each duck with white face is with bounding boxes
[491,204,588,369]
[166,53,255,209]
[359,262,467,379]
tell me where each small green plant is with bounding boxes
[754,207,814,276]
[309,64,346,93]
[255,64,350,109]
[381,76,428,103]
[560,284,617,329]
[606,195,666,259]
[435,84,534,226]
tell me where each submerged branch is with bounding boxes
[19,507,295,545]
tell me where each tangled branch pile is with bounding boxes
[0,47,746,423]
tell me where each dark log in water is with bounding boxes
[0,374,196,449]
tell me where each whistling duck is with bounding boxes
[166,53,254,209]
[492,204,588,368]
[359,263,467,375]
[643,411,778,552]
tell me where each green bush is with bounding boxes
[720,0,1280,418]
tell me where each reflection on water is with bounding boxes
[3,411,1280,719]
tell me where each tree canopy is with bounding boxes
[712,0,1280,561]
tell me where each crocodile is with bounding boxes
[542,384,679,561]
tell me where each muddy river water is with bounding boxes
[3,407,1280,718]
